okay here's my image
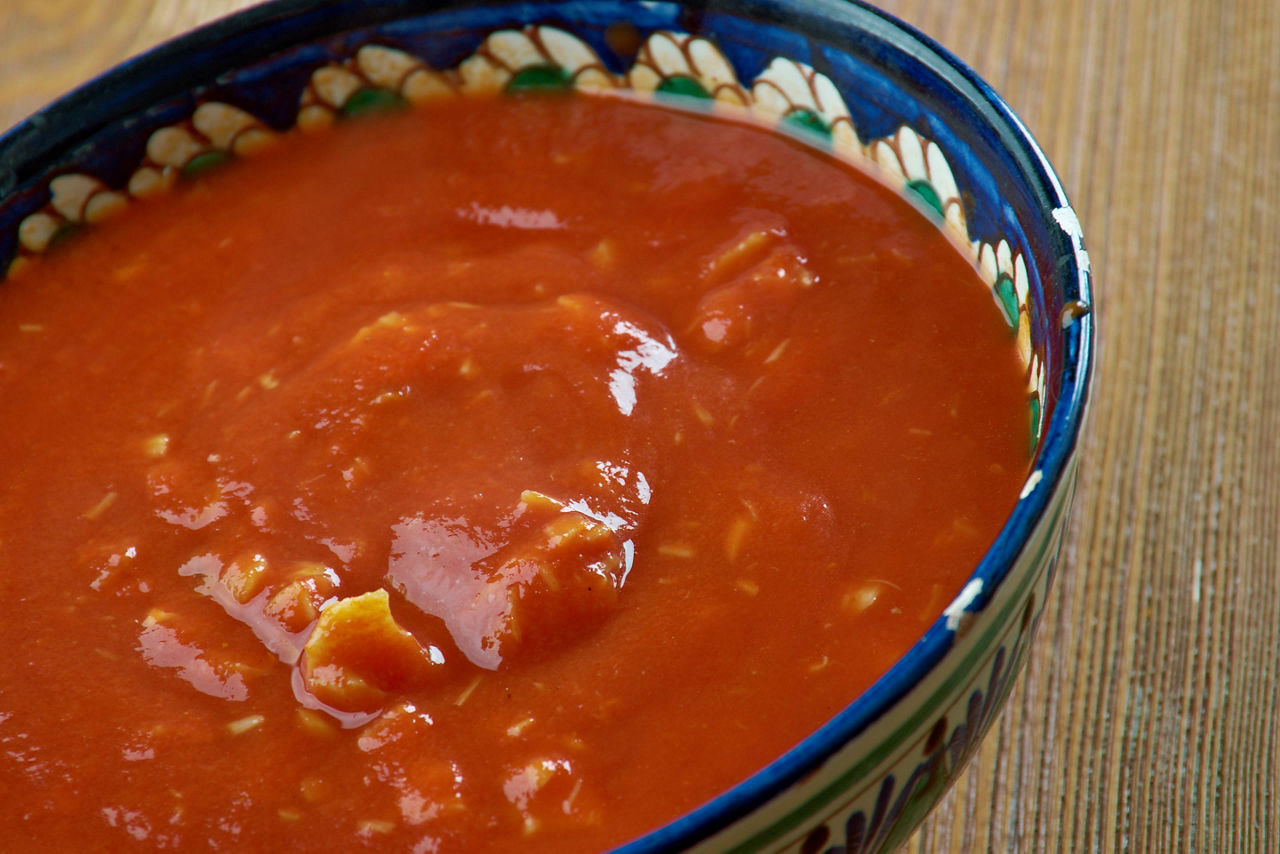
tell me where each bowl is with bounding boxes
[0,1,1093,851]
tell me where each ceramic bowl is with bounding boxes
[0,1,1093,851]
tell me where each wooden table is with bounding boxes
[3,1,1276,850]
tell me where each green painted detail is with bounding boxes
[906,178,944,219]
[656,76,712,100]
[1030,396,1042,451]
[181,151,232,177]
[881,758,950,851]
[783,108,831,139]
[994,273,1019,329]
[726,486,1072,853]
[504,66,574,93]
[46,222,83,251]
[339,88,409,118]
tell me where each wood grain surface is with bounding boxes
[3,0,1277,851]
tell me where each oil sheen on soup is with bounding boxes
[0,93,1031,851]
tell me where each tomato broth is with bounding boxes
[0,94,1029,851]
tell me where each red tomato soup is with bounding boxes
[0,94,1029,851]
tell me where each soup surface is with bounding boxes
[0,93,1029,851]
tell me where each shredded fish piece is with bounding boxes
[143,434,170,458]
[226,714,265,735]
[763,338,790,364]
[706,230,772,279]
[506,717,536,738]
[590,238,617,269]
[357,819,396,835]
[724,514,752,563]
[295,709,337,739]
[454,675,483,707]
[82,491,118,521]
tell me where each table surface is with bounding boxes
[3,0,1277,851]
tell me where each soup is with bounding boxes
[0,93,1029,851]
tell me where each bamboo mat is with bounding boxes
[3,0,1278,850]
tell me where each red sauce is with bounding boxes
[0,94,1029,851]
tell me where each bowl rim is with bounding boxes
[0,1,1095,851]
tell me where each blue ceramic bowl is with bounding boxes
[0,1,1093,851]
